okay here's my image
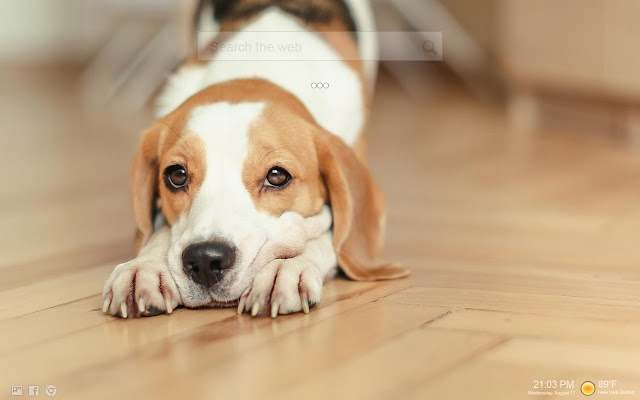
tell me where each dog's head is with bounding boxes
[131,79,406,307]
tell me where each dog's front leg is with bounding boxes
[102,226,181,318]
[238,228,337,318]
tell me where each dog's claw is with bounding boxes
[237,288,250,314]
[301,292,310,314]
[138,298,146,314]
[165,297,173,314]
[102,297,110,313]
[237,297,246,314]
[271,302,279,318]
[121,303,128,318]
[251,302,259,316]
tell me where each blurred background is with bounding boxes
[4,1,640,398]
[4,0,640,297]
[4,0,640,275]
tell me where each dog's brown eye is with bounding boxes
[265,166,291,188]
[164,165,188,190]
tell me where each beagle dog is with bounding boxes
[102,0,409,319]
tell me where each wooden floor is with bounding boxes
[2,66,640,399]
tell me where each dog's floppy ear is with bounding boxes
[131,123,166,253]
[314,129,410,281]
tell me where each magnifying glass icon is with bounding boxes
[422,40,437,55]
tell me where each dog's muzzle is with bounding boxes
[181,241,236,288]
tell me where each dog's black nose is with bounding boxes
[182,241,236,287]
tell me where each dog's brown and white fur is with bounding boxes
[102,0,408,319]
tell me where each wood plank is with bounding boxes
[487,338,640,374]
[0,264,112,321]
[429,309,640,347]
[273,327,504,400]
[410,265,640,302]
[0,278,410,391]
[403,356,640,400]
[384,286,640,321]
[52,297,448,399]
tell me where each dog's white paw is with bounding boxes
[102,261,180,318]
[237,256,323,318]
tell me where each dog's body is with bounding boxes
[103,0,408,319]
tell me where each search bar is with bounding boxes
[197,31,443,61]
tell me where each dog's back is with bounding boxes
[194,0,378,82]
[156,0,377,150]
